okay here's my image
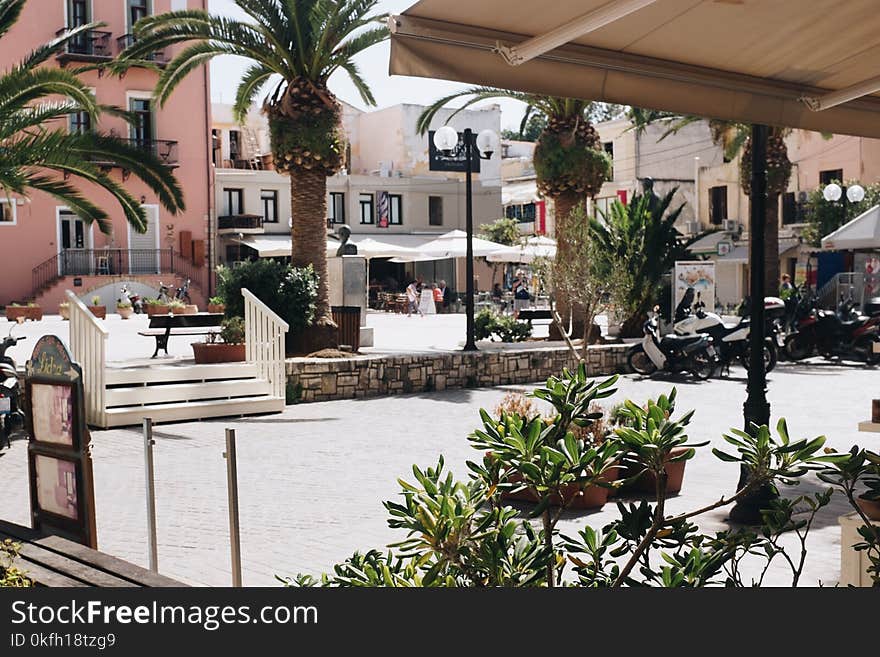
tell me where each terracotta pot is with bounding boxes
[171,305,185,315]
[6,306,42,322]
[59,304,70,320]
[629,446,691,496]
[207,304,226,315]
[183,304,199,315]
[502,467,619,510]
[89,306,106,320]
[856,495,880,521]
[118,307,133,319]
[146,304,171,317]
[191,342,246,364]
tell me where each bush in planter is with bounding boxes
[207,296,226,314]
[145,298,170,316]
[116,301,133,319]
[475,308,532,343]
[88,296,106,319]
[192,317,246,364]
[285,365,879,588]
[168,299,186,315]
[6,303,42,322]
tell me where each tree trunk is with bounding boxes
[764,192,781,297]
[548,192,585,340]
[291,169,337,351]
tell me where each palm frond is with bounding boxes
[0,0,24,41]
[233,63,275,123]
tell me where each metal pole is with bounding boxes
[142,418,158,573]
[730,123,774,524]
[223,428,242,587]
[464,129,477,351]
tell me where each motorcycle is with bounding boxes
[157,281,173,303]
[174,278,191,304]
[674,298,779,374]
[628,310,718,380]
[120,284,144,314]
[784,294,880,364]
[0,327,26,449]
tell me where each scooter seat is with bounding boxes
[660,334,705,348]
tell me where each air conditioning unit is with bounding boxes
[722,219,740,233]
[684,220,700,235]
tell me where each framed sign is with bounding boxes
[25,335,97,548]
[428,130,480,173]
[673,261,716,319]
[716,240,733,257]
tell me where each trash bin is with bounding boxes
[331,306,360,351]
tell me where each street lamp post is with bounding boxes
[433,126,498,352]
[824,181,865,229]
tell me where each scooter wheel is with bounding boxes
[742,343,777,373]
[690,351,715,380]
[627,346,657,375]
[784,334,812,361]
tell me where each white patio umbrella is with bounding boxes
[418,229,510,258]
[486,236,557,263]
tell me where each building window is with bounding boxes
[261,190,278,223]
[68,0,89,27]
[505,203,536,223]
[328,192,345,224]
[819,169,843,186]
[359,194,375,224]
[709,185,728,225]
[127,0,150,31]
[604,141,614,178]
[229,130,241,162]
[428,196,443,226]
[223,188,244,216]
[129,98,153,144]
[69,109,91,134]
[0,199,15,225]
[389,194,403,225]
[211,129,220,166]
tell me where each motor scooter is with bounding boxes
[120,284,144,314]
[628,309,717,380]
[0,327,26,449]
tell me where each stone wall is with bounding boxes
[285,344,630,403]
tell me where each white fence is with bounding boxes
[66,290,108,427]
[243,288,289,400]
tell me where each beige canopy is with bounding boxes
[389,0,880,137]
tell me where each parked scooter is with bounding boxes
[174,278,191,304]
[674,297,778,374]
[120,284,144,314]
[784,293,880,364]
[0,327,26,449]
[628,308,718,380]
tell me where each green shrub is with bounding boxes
[219,317,246,345]
[475,308,532,343]
[208,296,224,306]
[216,260,318,335]
[1,540,31,588]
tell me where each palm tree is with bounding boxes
[629,109,793,296]
[418,90,612,334]
[117,0,388,350]
[0,0,184,234]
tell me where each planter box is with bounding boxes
[89,306,106,320]
[207,304,226,315]
[503,467,619,510]
[170,305,186,315]
[118,307,133,319]
[192,342,246,364]
[6,306,42,322]
[182,304,199,315]
[856,496,880,521]
[146,304,171,317]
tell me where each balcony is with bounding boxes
[116,34,168,66]
[55,28,113,64]
[128,139,179,166]
[218,214,264,235]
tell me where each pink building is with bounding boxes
[0,0,213,309]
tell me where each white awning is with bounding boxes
[232,234,433,259]
[503,181,540,206]
[822,205,880,251]
[487,236,557,263]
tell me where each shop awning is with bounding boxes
[389,0,880,137]
[502,181,541,206]
[822,205,880,251]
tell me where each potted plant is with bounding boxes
[6,302,42,322]
[145,298,171,316]
[168,299,186,315]
[183,303,199,315]
[856,476,880,521]
[116,301,133,319]
[58,301,70,320]
[89,295,106,319]
[191,317,246,364]
[207,296,226,314]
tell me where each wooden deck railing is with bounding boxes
[242,288,289,400]
[66,290,108,427]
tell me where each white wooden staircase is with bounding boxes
[67,288,289,428]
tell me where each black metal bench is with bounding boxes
[138,313,225,358]
[516,308,553,321]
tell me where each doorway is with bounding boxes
[58,209,92,275]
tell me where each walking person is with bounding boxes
[406,280,422,317]
[512,270,530,319]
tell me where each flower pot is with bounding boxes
[89,306,106,320]
[856,495,880,521]
[191,342,246,364]
[183,304,198,315]
[628,446,691,496]
[207,304,226,315]
[6,306,42,322]
[171,305,185,315]
[118,307,133,319]
[503,467,619,510]
[59,305,70,320]
[146,304,171,317]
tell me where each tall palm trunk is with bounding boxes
[549,191,585,340]
[291,169,337,351]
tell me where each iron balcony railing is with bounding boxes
[116,34,168,64]
[125,139,179,166]
[218,214,264,232]
[55,28,113,61]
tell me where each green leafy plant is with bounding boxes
[145,298,166,306]
[116,301,132,309]
[219,317,246,345]
[91,296,101,306]
[208,296,224,306]
[800,181,880,247]
[167,299,185,309]
[0,540,31,588]
[475,308,532,343]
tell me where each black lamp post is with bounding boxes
[433,126,498,352]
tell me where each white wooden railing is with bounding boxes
[66,290,108,427]
[243,288,289,400]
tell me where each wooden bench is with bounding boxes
[516,308,553,321]
[138,313,225,358]
[0,518,183,587]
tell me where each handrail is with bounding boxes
[242,288,289,401]
[66,290,107,427]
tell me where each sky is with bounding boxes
[208,0,528,131]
